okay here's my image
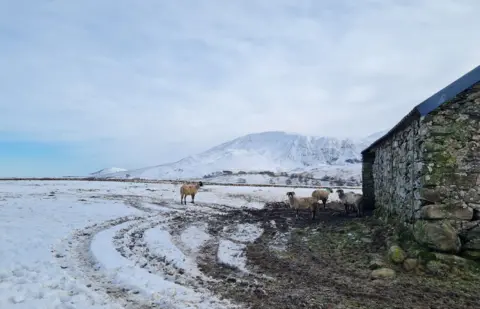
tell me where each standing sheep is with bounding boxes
[286,191,319,220]
[336,189,363,217]
[311,187,333,209]
[180,181,204,205]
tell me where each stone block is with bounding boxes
[413,220,461,253]
[464,188,480,203]
[428,126,455,136]
[467,91,480,101]
[418,188,442,203]
[420,204,473,221]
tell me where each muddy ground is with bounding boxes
[192,202,480,309]
[55,187,480,309]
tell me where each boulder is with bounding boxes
[370,268,396,280]
[388,245,406,264]
[420,204,473,221]
[403,258,418,272]
[413,220,461,253]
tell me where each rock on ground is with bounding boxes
[403,258,418,272]
[371,268,396,280]
[388,245,406,264]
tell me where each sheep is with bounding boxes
[336,189,363,217]
[180,181,204,205]
[286,191,319,220]
[311,187,333,209]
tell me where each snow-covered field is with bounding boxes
[0,180,361,308]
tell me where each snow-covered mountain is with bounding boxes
[90,167,128,176]
[93,130,387,185]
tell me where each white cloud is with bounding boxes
[1,0,479,168]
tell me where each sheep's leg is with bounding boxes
[322,198,327,209]
[295,209,299,219]
[180,194,184,205]
[345,203,349,215]
[311,206,317,221]
[191,193,195,204]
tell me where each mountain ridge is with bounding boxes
[92,130,387,183]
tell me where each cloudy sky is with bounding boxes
[1,0,479,176]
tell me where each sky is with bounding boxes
[1,0,479,177]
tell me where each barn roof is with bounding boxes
[362,65,480,154]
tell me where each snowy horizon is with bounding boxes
[1,0,479,176]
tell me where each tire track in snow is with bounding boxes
[53,197,242,309]
[53,215,169,309]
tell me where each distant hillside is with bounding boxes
[90,167,128,176]
[92,130,387,186]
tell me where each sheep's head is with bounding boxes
[198,181,204,187]
[286,191,295,198]
[336,189,344,195]
[325,188,333,193]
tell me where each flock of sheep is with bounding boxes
[286,188,364,220]
[179,181,364,220]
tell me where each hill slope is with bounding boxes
[93,130,386,185]
[90,167,128,176]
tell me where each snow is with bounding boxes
[0,179,362,308]
[228,223,263,243]
[217,240,248,272]
[91,223,220,309]
[143,227,199,276]
[96,130,384,182]
[90,167,128,176]
[217,222,264,272]
[0,183,138,309]
[180,225,211,253]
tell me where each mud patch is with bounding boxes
[53,192,480,309]
[197,202,480,309]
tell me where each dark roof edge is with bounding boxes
[361,65,480,155]
[361,108,420,154]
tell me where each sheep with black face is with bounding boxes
[336,189,363,217]
[286,191,319,220]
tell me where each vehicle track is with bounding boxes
[53,214,170,309]
[53,196,248,309]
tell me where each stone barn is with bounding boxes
[361,65,480,260]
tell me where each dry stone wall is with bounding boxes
[417,82,480,260]
[363,82,480,261]
[362,118,423,221]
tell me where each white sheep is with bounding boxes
[311,187,333,209]
[180,181,204,205]
[336,189,363,217]
[286,191,319,220]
